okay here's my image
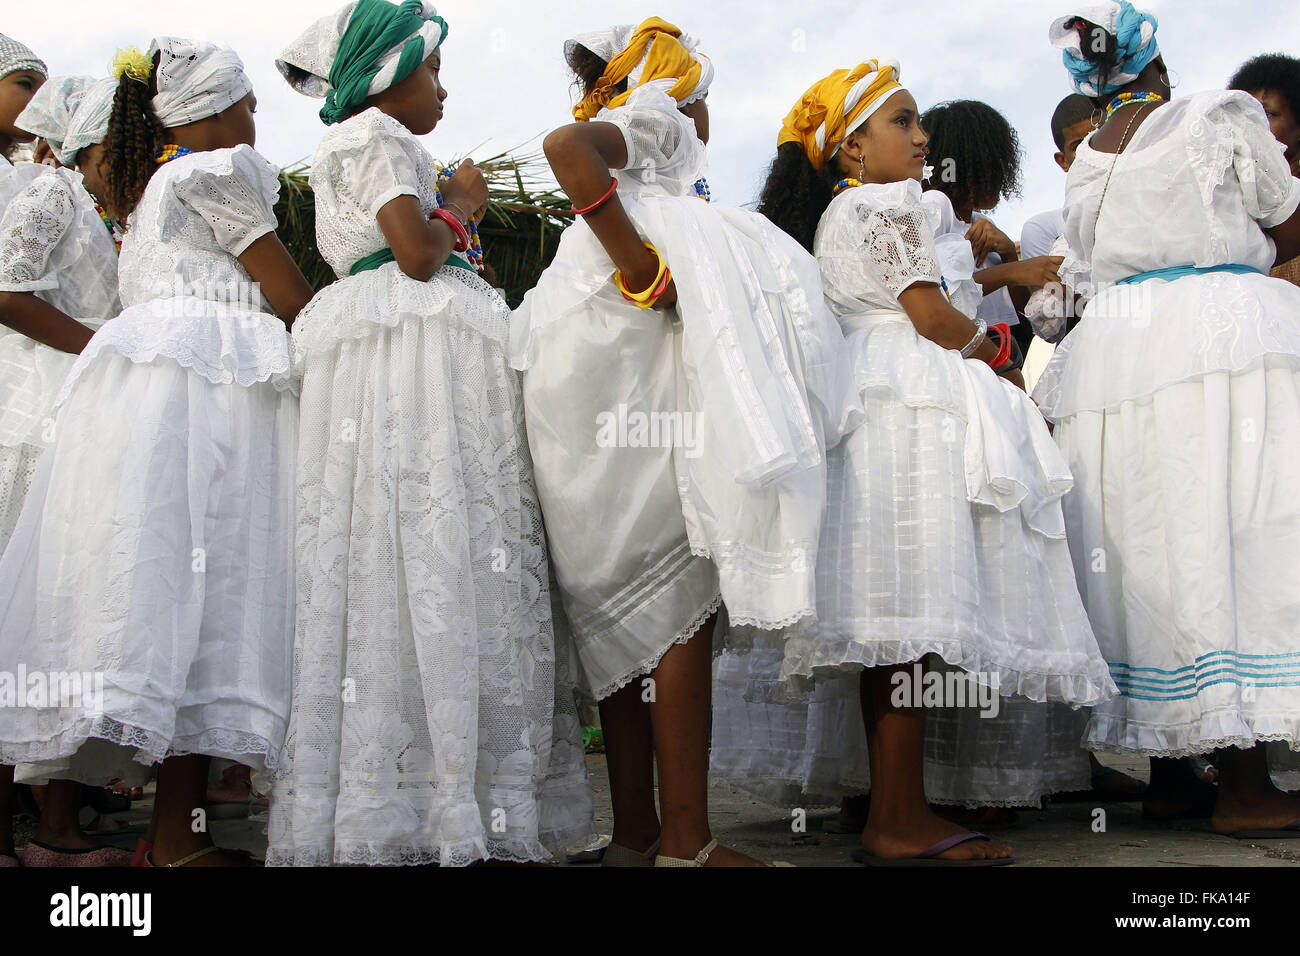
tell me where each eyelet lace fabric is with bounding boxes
[0,168,119,448]
[0,146,299,782]
[766,178,1116,708]
[711,638,1091,809]
[308,108,440,280]
[1029,90,1300,756]
[267,120,594,865]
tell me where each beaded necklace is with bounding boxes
[1104,91,1164,122]
[693,178,711,202]
[434,163,483,273]
[155,143,195,165]
[92,197,124,253]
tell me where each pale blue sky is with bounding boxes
[9,0,1299,238]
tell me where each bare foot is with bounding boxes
[861,809,1013,862]
[148,838,257,867]
[1211,787,1300,835]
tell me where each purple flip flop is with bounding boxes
[851,832,1016,867]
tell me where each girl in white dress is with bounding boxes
[268,0,593,867]
[710,191,1093,816]
[0,28,45,871]
[0,37,314,867]
[514,17,859,866]
[0,74,137,868]
[1035,3,1300,838]
[759,60,1114,864]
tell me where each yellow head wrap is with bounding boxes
[778,59,903,171]
[572,17,710,121]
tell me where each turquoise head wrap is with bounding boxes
[1050,2,1160,98]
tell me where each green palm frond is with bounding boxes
[272,143,574,307]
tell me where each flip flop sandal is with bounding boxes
[851,832,1016,867]
[145,846,262,867]
[1230,818,1300,840]
[0,851,19,867]
[20,840,133,867]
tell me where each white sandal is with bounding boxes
[601,837,661,868]
[654,838,718,867]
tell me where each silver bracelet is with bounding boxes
[960,318,988,358]
[443,202,470,224]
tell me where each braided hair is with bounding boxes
[921,99,1023,215]
[756,142,837,254]
[102,51,164,221]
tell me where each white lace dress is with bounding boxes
[0,145,297,785]
[773,179,1113,708]
[0,165,119,551]
[265,108,593,866]
[710,190,1091,807]
[511,86,861,701]
[1033,91,1300,756]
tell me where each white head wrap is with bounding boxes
[276,0,446,101]
[565,23,714,108]
[148,36,253,128]
[16,75,92,165]
[60,77,118,167]
[0,33,46,80]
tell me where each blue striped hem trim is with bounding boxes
[1109,651,1300,700]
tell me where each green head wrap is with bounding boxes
[320,0,447,125]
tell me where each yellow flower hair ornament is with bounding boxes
[111,47,153,84]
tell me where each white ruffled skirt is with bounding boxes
[512,196,861,701]
[265,263,593,866]
[711,639,1090,808]
[1034,271,1300,756]
[0,298,296,783]
[777,310,1115,706]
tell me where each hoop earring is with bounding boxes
[1090,107,1103,129]
[1161,68,1179,90]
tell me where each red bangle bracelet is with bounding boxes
[430,207,469,253]
[987,323,1012,369]
[571,177,619,216]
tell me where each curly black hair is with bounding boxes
[565,42,627,100]
[1229,53,1300,119]
[921,99,1023,215]
[756,141,837,254]
[103,52,164,221]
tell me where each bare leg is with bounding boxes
[650,612,761,866]
[859,663,1012,861]
[1210,743,1300,834]
[148,755,246,866]
[33,779,98,849]
[598,679,659,852]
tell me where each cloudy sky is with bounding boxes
[9,0,1299,238]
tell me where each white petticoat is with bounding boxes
[513,195,861,700]
[0,299,296,782]
[1035,271,1300,755]
[266,262,594,866]
[711,640,1090,808]
[774,308,1115,706]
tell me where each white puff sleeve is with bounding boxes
[1218,93,1300,229]
[172,143,280,257]
[0,171,75,293]
[854,181,942,297]
[327,109,426,218]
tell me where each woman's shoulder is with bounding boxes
[823,178,924,225]
[159,144,281,211]
[318,106,418,154]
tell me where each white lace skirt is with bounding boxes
[521,290,722,702]
[0,320,297,784]
[776,316,1114,706]
[1037,272,1300,756]
[0,440,42,555]
[711,641,1090,808]
[266,265,594,866]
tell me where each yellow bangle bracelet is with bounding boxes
[613,242,668,304]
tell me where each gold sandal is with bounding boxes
[602,837,661,867]
[654,838,718,867]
